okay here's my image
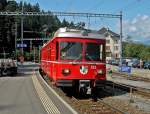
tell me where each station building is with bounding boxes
[98,27,121,61]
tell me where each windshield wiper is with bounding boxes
[86,53,94,61]
[72,54,82,63]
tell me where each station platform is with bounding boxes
[107,74,150,90]
[34,72,78,114]
[17,62,78,114]
[107,64,150,79]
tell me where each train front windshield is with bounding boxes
[60,42,83,60]
[85,43,104,61]
[60,42,104,61]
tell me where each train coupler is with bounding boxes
[79,80,91,94]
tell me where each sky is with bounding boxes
[16,0,150,45]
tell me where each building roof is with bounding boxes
[98,27,120,39]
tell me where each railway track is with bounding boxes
[40,73,128,114]
[40,71,150,114]
[105,81,150,101]
[71,97,128,114]
[112,72,150,83]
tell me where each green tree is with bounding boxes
[123,42,150,60]
[0,0,84,56]
[61,19,70,27]
[0,0,7,10]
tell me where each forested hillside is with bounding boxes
[0,0,84,53]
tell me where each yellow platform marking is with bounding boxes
[32,75,61,114]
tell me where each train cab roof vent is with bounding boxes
[81,30,88,36]
[59,27,67,32]
[54,27,105,39]
[58,27,83,33]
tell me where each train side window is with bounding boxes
[56,42,59,60]
[85,43,105,61]
[100,44,105,61]
[103,44,106,61]
[100,45,103,60]
[48,46,51,60]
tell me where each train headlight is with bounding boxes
[62,69,70,75]
[97,69,103,75]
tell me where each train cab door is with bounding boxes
[50,42,58,82]
[47,45,51,76]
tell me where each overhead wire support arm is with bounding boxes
[0,11,121,18]
[0,11,122,63]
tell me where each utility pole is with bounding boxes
[30,39,32,58]
[120,11,123,66]
[34,46,35,63]
[15,22,17,59]
[21,1,24,55]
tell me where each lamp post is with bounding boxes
[42,24,48,45]
[15,21,17,59]
[119,11,123,66]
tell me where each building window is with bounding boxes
[106,52,111,57]
[114,46,118,51]
[114,40,118,44]
[115,53,119,58]
[106,46,110,50]
[106,40,110,44]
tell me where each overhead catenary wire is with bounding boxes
[0,11,123,65]
[125,0,150,16]
[65,0,74,12]
[0,11,121,18]
[113,0,143,14]
[88,0,105,12]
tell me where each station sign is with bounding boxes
[119,66,131,73]
[17,43,27,48]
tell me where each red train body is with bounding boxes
[40,28,106,94]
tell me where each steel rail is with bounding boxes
[106,81,150,98]
[71,96,128,114]
[98,99,128,114]
[112,71,150,82]
[40,70,128,114]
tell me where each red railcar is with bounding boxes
[40,28,106,94]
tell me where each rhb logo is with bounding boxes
[80,66,88,75]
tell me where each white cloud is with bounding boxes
[123,14,150,40]
[131,18,137,24]
[141,15,149,20]
[129,26,137,32]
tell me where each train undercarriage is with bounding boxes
[39,68,105,100]
[57,79,106,95]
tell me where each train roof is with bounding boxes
[42,27,105,48]
[54,27,105,40]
